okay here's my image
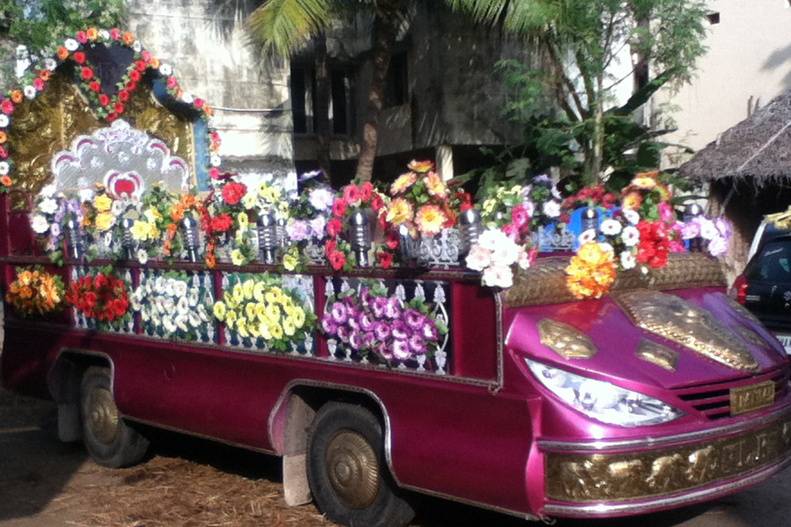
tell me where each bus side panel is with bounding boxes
[1,322,64,399]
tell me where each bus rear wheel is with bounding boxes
[306,402,414,527]
[80,367,149,468]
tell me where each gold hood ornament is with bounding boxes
[616,290,759,372]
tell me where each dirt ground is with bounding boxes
[2,388,791,527]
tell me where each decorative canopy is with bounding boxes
[679,89,791,186]
[0,27,222,196]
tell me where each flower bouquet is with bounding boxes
[5,266,65,318]
[66,269,130,328]
[283,181,335,269]
[131,272,213,342]
[212,273,316,352]
[321,282,447,366]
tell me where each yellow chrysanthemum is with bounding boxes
[236,318,249,338]
[265,303,281,323]
[386,197,414,226]
[390,172,417,195]
[231,249,245,266]
[283,319,296,337]
[131,220,153,241]
[242,280,255,300]
[95,212,115,232]
[253,282,267,302]
[212,301,227,321]
[425,171,447,198]
[414,204,447,236]
[292,308,306,328]
[225,310,237,329]
[565,242,617,299]
[94,194,113,212]
[258,322,271,340]
[269,322,283,340]
[232,283,245,303]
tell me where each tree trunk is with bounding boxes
[354,7,399,182]
[590,73,605,184]
[313,35,332,180]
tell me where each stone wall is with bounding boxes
[127,0,296,181]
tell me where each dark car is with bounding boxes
[733,226,791,354]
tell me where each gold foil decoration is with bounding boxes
[636,340,678,371]
[616,290,758,372]
[538,319,597,359]
[506,253,725,308]
[546,415,791,502]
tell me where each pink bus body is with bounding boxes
[2,195,791,523]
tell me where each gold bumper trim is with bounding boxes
[505,253,724,307]
[546,414,791,502]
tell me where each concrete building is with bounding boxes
[657,0,791,158]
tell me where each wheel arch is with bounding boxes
[267,380,397,506]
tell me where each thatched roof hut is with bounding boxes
[679,89,791,282]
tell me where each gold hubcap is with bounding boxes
[87,387,120,444]
[325,431,380,509]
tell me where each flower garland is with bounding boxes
[212,274,316,351]
[131,272,212,340]
[321,282,447,363]
[5,266,65,317]
[66,270,130,322]
[1,26,221,192]
[324,182,398,271]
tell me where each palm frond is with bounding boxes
[448,0,550,35]
[246,0,334,57]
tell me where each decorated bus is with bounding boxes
[1,27,790,527]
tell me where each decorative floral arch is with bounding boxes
[0,26,222,192]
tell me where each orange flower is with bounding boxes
[39,69,51,81]
[10,90,22,104]
[425,171,447,198]
[86,27,98,40]
[408,160,434,173]
[414,204,447,236]
[622,191,643,210]
[57,47,69,60]
[565,242,617,299]
[1,175,12,187]
[122,32,135,45]
[0,131,6,144]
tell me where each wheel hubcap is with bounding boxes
[325,430,380,509]
[87,387,120,444]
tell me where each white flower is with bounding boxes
[23,86,36,99]
[44,58,57,71]
[623,209,640,225]
[465,244,492,272]
[478,228,507,251]
[542,200,561,218]
[163,317,177,334]
[64,38,79,51]
[30,214,49,234]
[174,280,188,298]
[188,312,201,328]
[181,92,194,104]
[523,200,535,217]
[490,236,521,266]
[137,249,149,265]
[621,225,640,247]
[0,162,9,175]
[176,316,189,333]
[599,242,614,254]
[600,218,622,236]
[0,115,8,128]
[132,40,143,53]
[708,235,728,257]
[620,251,636,270]
[517,247,533,270]
[197,304,209,322]
[482,264,514,289]
[187,288,199,307]
[78,188,95,202]
[159,63,173,76]
[210,153,221,167]
[111,200,126,216]
[551,184,562,200]
[99,29,110,41]
[39,197,58,215]
[578,228,597,245]
[308,187,335,211]
[40,184,56,198]
[699,218,718,240]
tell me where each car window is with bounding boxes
[749,241,791,282]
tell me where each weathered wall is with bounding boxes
[127,0,296,179]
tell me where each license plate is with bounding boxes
[731,381,775,416]
[776,334,791,355]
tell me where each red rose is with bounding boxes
[84,291,97,308]
[359,181,373,202]
[329,251,346,271]
[99,94,110,106]
[166,76,178,89]
[135,60,147,72]
[221,181,247,206]
[126,80,138,91]
[194,97,205,108]
[385,230,399,250]
[327,218,343,237]
[342,184,361,205]
[73,52,86,64]
[210,213,233,233]
[130,70,141,82]
[94,274,108,289]
[377,251,393,269]
[33,77,45,91]
[1,99,15,115]
[118,89,130,102]
[209,168,221,180]
[80,67,94,81]
[324,239,337,258]
[370,193,384,212]
[76,31,87,44]
[89,80,101,92]
[332,198,347,218]
[106,112,118,122]
[114,102,125,115]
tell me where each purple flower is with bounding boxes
[337,325,351,343]
[681,221,700,240]
[350,330,364,349]
[309,216,327,239]
[404,309,424,330]
[363,331,375,348]
[359,312,375,331]
[391,320,409,340]
[392,339,411,360]
[385,297,401,319]
[715,217,733,240]
[348,314,360,330]
[371,297,388,318]
[408,334,427,355]
[50,223,61,238]
[286,220,310,242]
[321,317,338,335]
[373,322,390,341]
[377,342,393,360]
[360,287,372,307]
[422,320,439,341]
[330,302,349,324]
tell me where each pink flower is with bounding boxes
[332,198,347,218]
[502,223,519,240]
[110,28,121,40]
[194,97,205,108]
[166,76,178,89]
[511,204,530,228]
[1,99,14,115]
[658,202,675,223]
[76,31,88,44]
[33,78,45,91]
[343,184,361,205]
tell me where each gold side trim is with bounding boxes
[505,253,725,308]
[636,340,678,371]
[538,319,597,359]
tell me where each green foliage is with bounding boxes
[0,0,127,53]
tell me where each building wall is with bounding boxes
[127,0,296,180]
[658,0,791,155]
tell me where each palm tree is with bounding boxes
[247,0,408,182]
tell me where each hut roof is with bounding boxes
[679,89,791,186]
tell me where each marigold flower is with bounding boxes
[565,242,617,299]
[86,27,98,41]
[56,47,69,60]
[1,175,12,187]
[122,32,135,45]
[415,204,447,236]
